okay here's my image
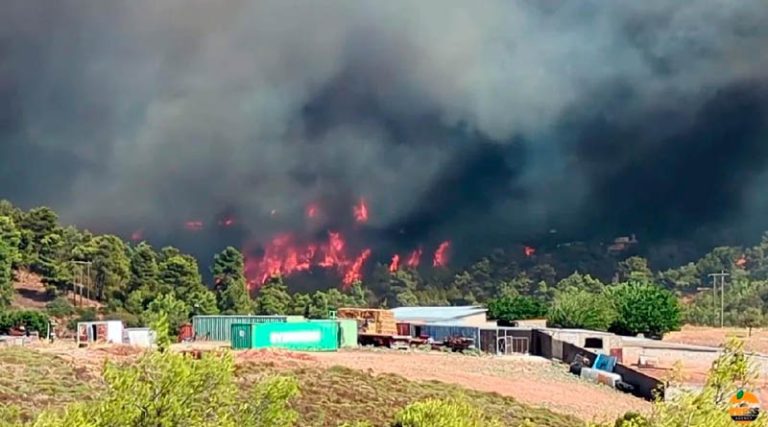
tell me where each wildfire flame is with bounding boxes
[184,220,204,231]
[306,203,319,219]
[433,241,451,267]
[736,256,747,267]
[524,245,536,257]
[343,249,371,285]
[244,231,372,290]
[218,217,236,227]
[389,254,400,272]
[130,229,144,242]
[353,198,369,223]
[406,248,422,268]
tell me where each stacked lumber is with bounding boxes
[336,308,397,336]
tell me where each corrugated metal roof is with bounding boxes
[391,306,487,322]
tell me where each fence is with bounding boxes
[530,329,664,401]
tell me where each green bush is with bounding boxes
[0,310,49,335]
[608,282,681,338]
[547,287,617,331]
[32,350,299,427]
[392,398,502,427]
[45,297,76,317]
[487,296,547,324]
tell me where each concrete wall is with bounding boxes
[545,329,621,354]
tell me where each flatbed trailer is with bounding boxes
[358,333,430,349]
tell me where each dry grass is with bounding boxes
[0,347,103,423]
[236,363,581,427]
[0,346,580,427]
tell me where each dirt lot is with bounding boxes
[307,349,650,422]
[664,325,768,354]
[625,325,768,403]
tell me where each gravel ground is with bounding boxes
[308,349,650,422]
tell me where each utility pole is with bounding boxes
[71,261,92,307]
[708,271,729,328]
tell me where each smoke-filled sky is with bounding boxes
[1,1,768,266]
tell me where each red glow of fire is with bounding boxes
[736,256,747,267]
[130,229,144,241]
[306,203,319,219]
[353,198,369,223]
[389,254,400,272]
[343,249,371,285]
[184,220,204,231]
[406,248,422,268]
[244,231,373,290]
[218,217,236,227]
[524,246,536,257]
[433,241,451,267]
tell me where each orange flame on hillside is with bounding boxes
[306,203,319,219]
[353,198,369,223]
[433,241,451,267]
[244,231,373,290]
[218,217,236,227]
[524,245,536,257]
[389,254,400,272]
[406,248,422,268]
[184,220,204,231]
[131,229,144,242]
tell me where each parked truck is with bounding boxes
[336,308,422,349]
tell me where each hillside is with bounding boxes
[11,270,101,311]
[0,345,602,427]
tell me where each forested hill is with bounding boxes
[2,199,768,334]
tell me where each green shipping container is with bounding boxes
[192,315,286,342]
[252,321,338,351]
[230,324,253,349]
[338,319,358,348]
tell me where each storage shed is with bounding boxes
[77,321,124,345]
[122,328,156,348]
[391,306,489,326]
[540,328,622,355]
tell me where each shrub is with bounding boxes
[547,287,617,331]
[607,282,681,338]
[45,297,76,317]
[32,350,299,427]
[393,398,502,427]
[0,310,49,335]
[487,296,547,324]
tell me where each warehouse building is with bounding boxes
[391,306,494,327]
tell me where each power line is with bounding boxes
[708,271,729,328]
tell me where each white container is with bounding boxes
[123,328,156,347]
[77,321,124,345]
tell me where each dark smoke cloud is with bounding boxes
[1,1,768,266]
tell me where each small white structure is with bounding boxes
[77,321,124,345]
[122,328,156,348]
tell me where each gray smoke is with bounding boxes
[1,1,767,263]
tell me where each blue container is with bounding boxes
[593,354,617,372]
[420,324,480,346]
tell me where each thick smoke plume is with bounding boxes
[1,1,768,274]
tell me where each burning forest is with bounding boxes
[238,199,451,290]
